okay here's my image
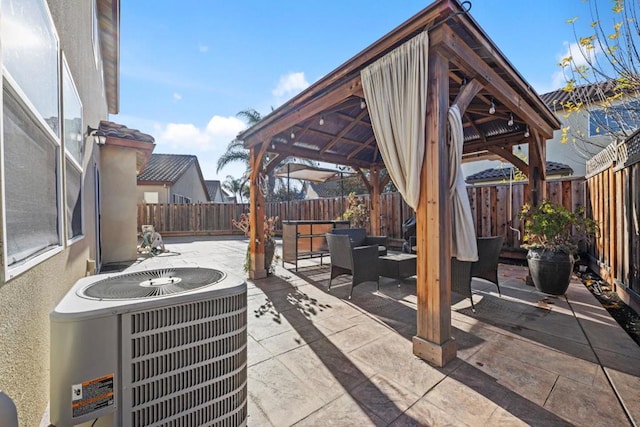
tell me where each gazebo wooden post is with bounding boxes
[249,146,267,279]
[528,131,547,206]
[370,166,381,235]
[412,51,456,367]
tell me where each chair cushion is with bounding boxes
[332,228,367,247]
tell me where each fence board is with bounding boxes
[585,156,640,301]
[137,178,584,252]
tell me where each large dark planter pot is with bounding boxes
[527,248,575,295]
[265,240,276,274]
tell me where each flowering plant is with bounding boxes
[519,200,598,255]
[233,213,279,273]
[342,193,369,228]
[232,213,279,243]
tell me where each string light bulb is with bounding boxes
[508,113,514,127]
[524,126,530,138]
[489,98,495,115]
[360,99,366,109]
[290,130,295,139]
[319,116,325,126]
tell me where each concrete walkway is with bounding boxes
[130,236,640,426]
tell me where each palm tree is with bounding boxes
[223,175,246,203]
[216,108,262,175]
[216,107,315,201]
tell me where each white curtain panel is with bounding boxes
[360,31,428,209]
[448,105,478,261]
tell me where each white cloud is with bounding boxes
[154,115,248,180]
[112,113,249,180]
[158,115,245,152]
[198,43,209,53]
[272,72,309,103]
[173,92,182,101]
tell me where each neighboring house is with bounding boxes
[137,153,210,204]
[462,80,638,178]
[465,161,574,185]
[306,181,344,199]
[0,1,152,425]
[205,180,235,203]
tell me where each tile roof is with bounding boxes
[205,180,236,203]
[99,120,155,143]
[137,153,198,183]
[205,180,221,200]
[539,79,625,112]
[466,161,574,184]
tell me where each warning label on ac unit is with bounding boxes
[72,374,115,418]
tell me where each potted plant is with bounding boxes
[232,213,279,275]
[342,192,369,228]
[519,200,598,295]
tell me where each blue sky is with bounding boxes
[114,0,608,182]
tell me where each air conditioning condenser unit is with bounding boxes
[50,267,247,427]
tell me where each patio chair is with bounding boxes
[451,236,503,312]
[330,228,388,256]
[326,233,379,299]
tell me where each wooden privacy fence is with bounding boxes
[585,137,640,300]
[138,177,585,251]
[137,202,249,236]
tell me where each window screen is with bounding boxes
[3,88,60,265]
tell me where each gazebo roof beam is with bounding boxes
[320,108,370,154]
[243,74,363,148]
[463,134,525,154]
[431,25,557,139]
[486,146,529,177]
[347,135,376,160]
[273,143,373,169]
[462,113,486,140]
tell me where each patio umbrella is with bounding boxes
[274,163,355,216]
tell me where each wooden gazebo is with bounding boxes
[238,0,561,367]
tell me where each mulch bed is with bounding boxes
[579,270,640,347]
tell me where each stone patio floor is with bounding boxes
[131,236,640,426]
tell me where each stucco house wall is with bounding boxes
[139,184,170,204]
[101,145,139,264]
[0,1,112,425]
[170,163,209,203]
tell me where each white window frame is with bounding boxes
[144,191,159,203]
[62,55,85,245]
[172,193,192,204]
[1,0,64,280]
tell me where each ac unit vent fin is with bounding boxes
[80,268,225,300]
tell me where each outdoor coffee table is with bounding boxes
[378,253,417,288]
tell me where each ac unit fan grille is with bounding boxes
[121,290,248,426]
[81,268,225,300]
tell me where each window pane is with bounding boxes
[590,101,640,136]
[144,192,159,203]
[1,0,59,136]
[4,89,60,265]
[63,61,83,163]
[66,159,82,240]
